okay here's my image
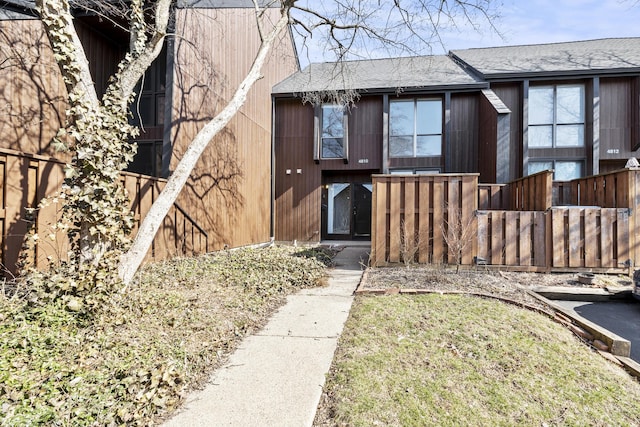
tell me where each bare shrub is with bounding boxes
[441,202,476,272]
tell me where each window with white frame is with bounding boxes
[529,84,585,148]
[321,104,346,159]
[389,98,442,157]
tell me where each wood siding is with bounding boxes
[600,77,635,160]
[0,20,66,157]
[491,83,522,179]
[274,96,383,242]
[449,93,479,173]
[478,93,498,182]
[172,7,299,249]
[274,99,320,242]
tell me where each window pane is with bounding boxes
[416,135,441,156]
[389,136,413,157]
[529,86,554,124]
[555,161,583,181]
[557,85,584,124]
[416,99,442,135]
[528,125,553,147]
[556,124,584,147]
[328,183,350,234]
[322,105,344,138]
[322,138,344,158]
[528,161,553,176]
[389,101,414,136]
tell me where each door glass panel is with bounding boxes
[528,161,553,176]
[328,183,350,235]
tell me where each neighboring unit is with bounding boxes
[0,0,298,275]
[272,38,640,245]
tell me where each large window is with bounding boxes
[389,99,442,157]
[321,104,346,159]
[529,84,584,148]
[528,160,583,181]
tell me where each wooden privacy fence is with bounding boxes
[0,148,208,278]
[371,169,640,273]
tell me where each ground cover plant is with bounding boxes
[315,293,640,426]
[0,246,331,426]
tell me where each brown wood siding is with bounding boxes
[449,93,479,174]
[600,77,635,160]
[75,21,125,97]
[172,8,299,249]
[0,20,66,157]
[478,93,497,182]
[491,83,522,179]
[274,99,321,242]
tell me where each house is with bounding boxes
[272,37,640,246]
[0,0,299,275]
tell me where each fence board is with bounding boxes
[477,212,488,263]
[491,211,503,264]
[600,209,614,267]
[584,208,597,266]
[432,178,444,264]
[461,175,476,265]
[418,179,430,263]
[617,209,630,268]
[505,211,518,265]
[404,179,416,264]
[389,179,401,263]
[519,212,532,266]
[552,209,566,267]
[568,209,582,268]
[373,179,387,265]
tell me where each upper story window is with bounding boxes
[321,104,347,159]
[529,84,585,148]
[389,98,442,157]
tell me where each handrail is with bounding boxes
[174,203,209,254]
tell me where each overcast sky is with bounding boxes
[295,0,639,66]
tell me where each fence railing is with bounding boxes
[372,169,640,273]
[0,148,209,277]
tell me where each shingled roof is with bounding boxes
[272,55,486,95]
[451,37,640,79]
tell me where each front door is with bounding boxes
[323,182,372,240]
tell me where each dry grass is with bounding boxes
[315,269,640,426]
[0,246,332,426]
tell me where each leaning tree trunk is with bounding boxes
[118,8,291,285]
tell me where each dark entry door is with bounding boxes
[353,183,372,237]
[323,182,372,240]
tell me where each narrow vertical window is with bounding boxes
[321,104,346,159]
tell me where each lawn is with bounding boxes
[315,293,640,426]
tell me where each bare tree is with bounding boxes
[28,0,500,292]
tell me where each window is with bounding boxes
[529,84,584,147]
[389,99,442,157]
[321,104,346,159]
[528,160,583,181]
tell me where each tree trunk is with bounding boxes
[118,9,290,285]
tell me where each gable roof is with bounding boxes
[272,55,486,96]
[451,37,640,80]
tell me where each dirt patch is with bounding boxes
[358,266,633,313]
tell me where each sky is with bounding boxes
[295,0,640,66]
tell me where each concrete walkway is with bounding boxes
[163,246,369,427]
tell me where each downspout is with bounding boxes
[270,95,276,242]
